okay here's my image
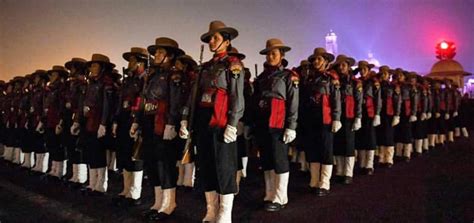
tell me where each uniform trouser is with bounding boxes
[195,127,238,195]
[143,135,177,189]
[83,131,107,168]
[19,128,32,166]
[45,128,64,161]
[195,107,238,195]
[83,131,108,192]
[304,123,334,165]
[236,135,248,171]
[356,117,377,169]
[116,127,144,172]
[255,127,289,174]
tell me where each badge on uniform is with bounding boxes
[290,72,299,88]
[230,63,242,79]
[123,101,130,109]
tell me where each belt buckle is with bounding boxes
[145,103,156,112]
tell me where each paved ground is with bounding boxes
[1,134,473,223]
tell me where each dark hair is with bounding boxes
[220,32,232,41]
[219,32,233,52]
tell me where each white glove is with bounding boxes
[236,121,244,136]
[70,122,80,135]
[373,115,381,127]
[223,125,238,143]
[6,121,9,129]
[36,121,45,134]
[332,120,342,133]
[409,115,417,122]
[24,121,29,129]
[435,113,441,118]
[179,120,189,139]
[112,123,118,138]
[392,116,400,127]
[420,113,427,121]
[453,112,458,117]
[97,124,106,138]
[282,128,296,144]
[426,112,432,120]
[444,113,450,120]
[243,125,252,140]
[352,118,362,131]
[55,124,63,135]
[129,123,139,139]
[163,124,177,140]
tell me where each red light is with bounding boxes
[435,40,456,60]
[440,41,449,49]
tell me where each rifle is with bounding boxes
[181,44,204,164]
[131,53,152,160]
[255,64,258,77]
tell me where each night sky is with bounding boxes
[1,0,473,81]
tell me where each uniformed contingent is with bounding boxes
[0,20,471,223]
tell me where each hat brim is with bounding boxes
[259,46,291,55]
[65,61,86,70]
[85,60,116,70]
[147,45,185,58]
[32,72,49,80]
[308,53,335,63]
[47,70,69,78]
[331,57,356,69]
[122,52,148,62]
[177,57,198,68]
[229,52,246,60]
[200,27,239,43]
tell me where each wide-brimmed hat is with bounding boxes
[65,57,87,70]
[109,69,122,81]
[12,76,26,85]
[391,68,405,80]
[308,47,335,62]
[228,47,246,60]
[300,60,310,66]
[260,38,291,55]
[406,71,418,80]
[357,60,375,69]
[47,65,69,78]
[123,47,149,62]
[31,69,49,80]
[176,54,198,68]
[200,20,239,43]
[378,65,391,74]
[332,54,356,67]
[86,53,116,70]
[147,37,185,57]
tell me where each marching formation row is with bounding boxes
[0,20,470,222]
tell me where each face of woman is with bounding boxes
[339,61,350,74]
[398,74,405,82]
[266,49,283,67]
[360,66,369,77]
[313,55,327,71]
[128,56,139,71]
[381,71,390,81]
[209,32,229,53]
[154,47,171,65]
[175,60,185,71]
[89,63,101,77]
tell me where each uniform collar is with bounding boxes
[213,52,228,62]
